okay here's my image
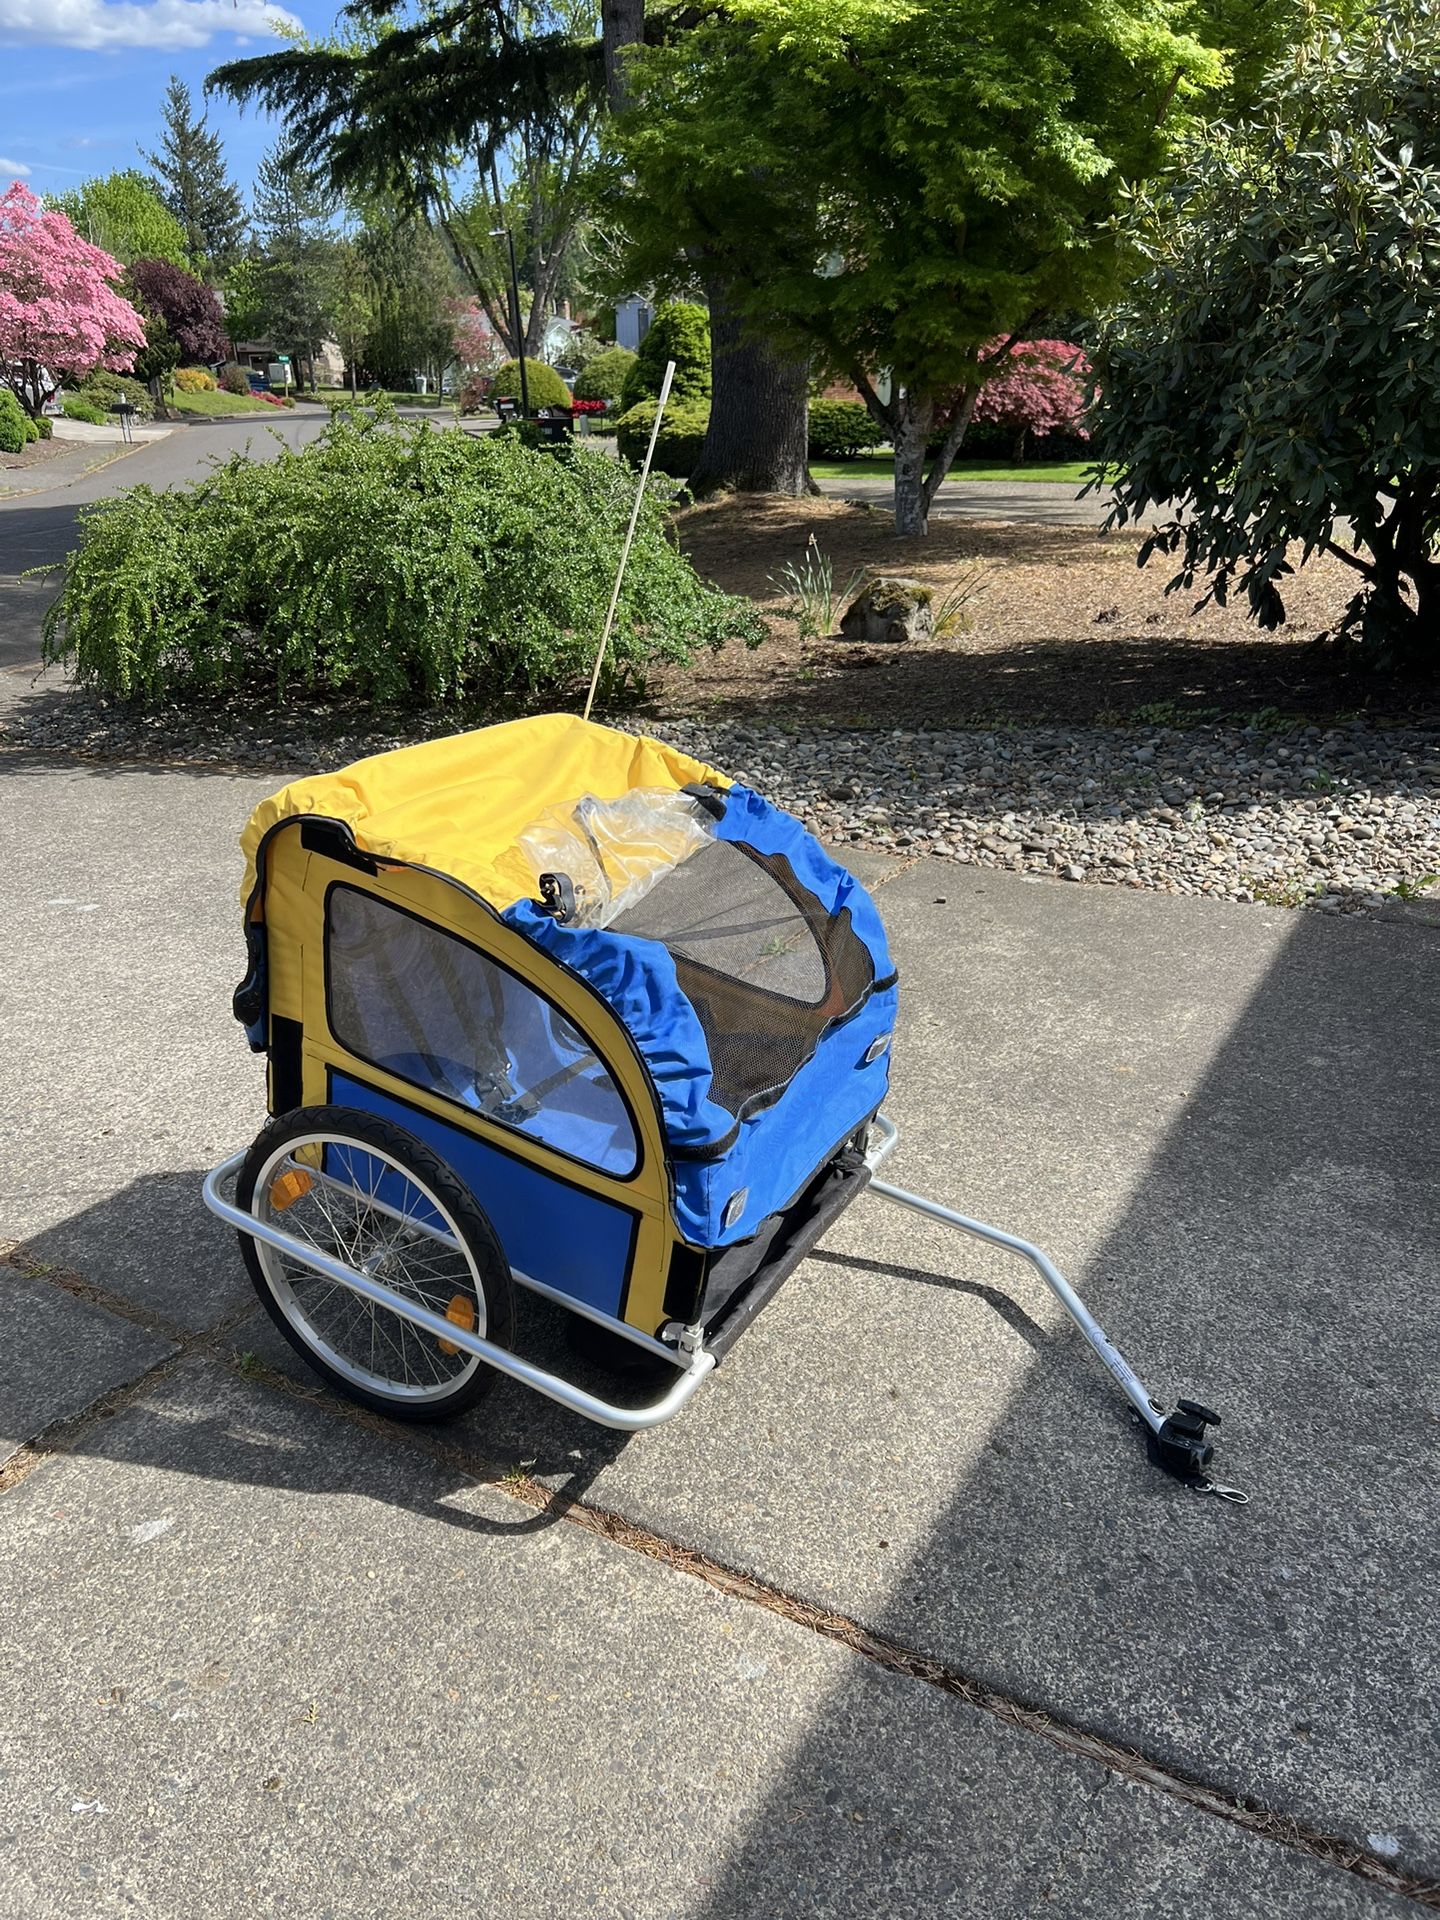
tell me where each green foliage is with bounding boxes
[42,406,764,708]
[572,345,636,406]
[58,396,107,426]
[34,414,52,440]
[219,364,254,396]
[807,400,885,461]
[613,399,711,478]
[607,0,1218,531]
[491,357,572,409]
[72,370,154,420]
[619,303,711,412]
[52,171,188,267]
[141,75,247,271]
[1092,1,1440,660]
[174,366,216,391]
[0,390,32,453]
[767,536,866,639]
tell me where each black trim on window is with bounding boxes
[322,880,645,1186]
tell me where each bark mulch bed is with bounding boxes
[665,496,1438,729]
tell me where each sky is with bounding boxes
[0,1,333,205]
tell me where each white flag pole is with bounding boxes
[582,357,677,724]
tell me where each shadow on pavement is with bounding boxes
[17,1168,641,1537]
[11,896,1439,1896]
[682,903,1440,1905]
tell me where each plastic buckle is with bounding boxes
[1147,1398,1247,1502]
[538,872,577,923]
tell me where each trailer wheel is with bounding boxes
[236,1105,516,1422]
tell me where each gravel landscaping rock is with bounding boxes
[4,689,1437,914]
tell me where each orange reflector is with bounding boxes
[437,1294,475,1355]
[270,1168,313,1212]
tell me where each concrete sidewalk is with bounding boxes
[1,753,1436,1916]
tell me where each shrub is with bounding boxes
[174,366,216,392]
[58,396,107,426]
[0,389,29,453]
[219,363,253,396]
[619,303,710,412]
[1092,3,1440,657]
[74,370,153,420]
[807,399,885,461]
[42,406,765,708]
[35,415,51,440]
[613,399,710,479]
[490,357,571,411]
[573,345,637,408]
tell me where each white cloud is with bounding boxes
[0,155,31,176]
[0,1,302,52]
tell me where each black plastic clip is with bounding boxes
[1147,1399,1248,1503]
[537,872,577,923]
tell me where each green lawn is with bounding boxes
[808,454,1098,485]
[171,388,279,417]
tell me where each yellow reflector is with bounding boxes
[437,1294,475,1355]
[270,1168,313,1211]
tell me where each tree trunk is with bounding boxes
[603,0,646,110]
[892,393,935,537]
[688,279,811,498]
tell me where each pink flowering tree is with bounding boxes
[969,339,1093,461]
[447,298,503,375]
[0,183,147,416]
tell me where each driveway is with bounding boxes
[1,745,1435,1916]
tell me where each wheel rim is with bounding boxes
[251,1130,489,1404]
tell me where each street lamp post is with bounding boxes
[490,226,529,420]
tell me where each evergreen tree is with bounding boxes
[251,146,337,387]
[142,76,247,272]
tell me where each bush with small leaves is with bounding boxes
[619,303,711,412]
[219,363,253,396]
[174,366,216,392]
[42,404,765,708]
[807,400,885,461]
[490,358,571,411]
[613,399,710,479]
[58,396,107,426]
[0,389,32,452]
[572,346,637,408]
[74,369,153,419]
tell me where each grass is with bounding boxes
[807,454,1097,485]
[170,387,279,417]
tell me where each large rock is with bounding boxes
[839,574,934,644]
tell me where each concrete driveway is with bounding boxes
[1,746,1435,1917]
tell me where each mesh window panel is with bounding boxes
[326,886,637,1175]
[611,841,876,1119]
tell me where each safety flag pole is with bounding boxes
[582,357,677,724]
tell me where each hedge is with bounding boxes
[613,399,710,479]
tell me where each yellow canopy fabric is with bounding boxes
[240,713,731,917]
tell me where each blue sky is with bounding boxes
[0,2,335,205]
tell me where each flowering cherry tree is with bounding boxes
[0,183,147,416]
[970,339,1092,461]
[447,298,503,375]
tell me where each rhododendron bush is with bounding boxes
[0,183,146,416]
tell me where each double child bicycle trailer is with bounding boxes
[204,713,1241,1500]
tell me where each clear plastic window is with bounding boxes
[325,886,638,1177]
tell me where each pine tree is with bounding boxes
[142,76,247,273]
[251,145,337,387]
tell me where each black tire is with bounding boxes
[237,1104,516,1422]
